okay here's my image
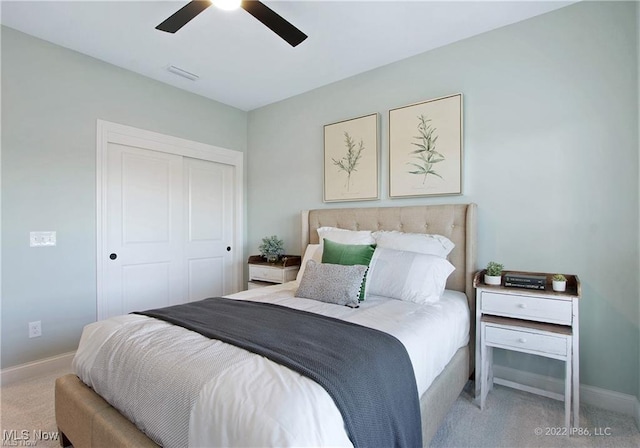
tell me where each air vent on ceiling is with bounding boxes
[167,65,199,81]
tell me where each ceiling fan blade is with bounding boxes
[242,1,307,47]
[156,1,212,33]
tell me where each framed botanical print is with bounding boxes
[389,94,462,198]
[324,113,379,202]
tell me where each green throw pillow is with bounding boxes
[322,238,376,301]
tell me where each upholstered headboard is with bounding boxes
[301,203,478,373]
[302,204,477,296]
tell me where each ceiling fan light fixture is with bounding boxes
[156,0,307,47]
[213,0,241,11]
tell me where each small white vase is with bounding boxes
[552,280,566,292]
[484,274,502,286]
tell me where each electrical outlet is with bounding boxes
[28,321,41,338]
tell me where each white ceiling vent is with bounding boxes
[167,65,199,81]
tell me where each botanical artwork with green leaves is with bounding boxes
[389,94,462,197]
[407,115,445,184]
[324,114,378,202]
[332,132,365,191]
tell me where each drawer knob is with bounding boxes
[518,303,527,309]
[518,338,527,343]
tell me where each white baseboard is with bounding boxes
[493,365,639,421]
[0,351,75,386]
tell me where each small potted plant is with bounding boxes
[259,235,285,263]
[484,261,504,286]
[552,274,567,292]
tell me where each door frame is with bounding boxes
[96,119,244,320]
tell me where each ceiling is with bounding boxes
[1,1,573,111]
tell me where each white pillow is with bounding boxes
[372,230,454,258]
[296,244,322,283]
[367,247,455,304]
[317,226,375,246]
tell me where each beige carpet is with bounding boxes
[1,366,71,448]
[1,367,639,448]
[431,382,640,448]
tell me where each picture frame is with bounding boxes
[324,113,379,202]
[389,93,463,198]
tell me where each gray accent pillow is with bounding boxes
[296,260,367,308]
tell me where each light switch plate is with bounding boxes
[30,231,56,247]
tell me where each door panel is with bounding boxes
[184,158,234,300]
[188,163,224,241]
[105,143,183,318]
[122,152,172,244]
[122,262,171,313]
[187,258,224,301]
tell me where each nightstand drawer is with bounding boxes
[482,292,572,325]
[485,325,568,356]
[250,266,285,283]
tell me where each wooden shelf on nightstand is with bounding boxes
[247,255,301,290]
[474,270,581,429]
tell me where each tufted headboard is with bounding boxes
[301,204,478,372]
[302,204,477,297]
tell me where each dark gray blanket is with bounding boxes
[136,297,422,448]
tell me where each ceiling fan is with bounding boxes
[156,0,307,47]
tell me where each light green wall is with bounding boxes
[1,26,248,368]
[637,0,640,410]
[248,1,640,396]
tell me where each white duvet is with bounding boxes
[73,283,469,448]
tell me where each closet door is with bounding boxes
[105,143,184,317]
[97,120,243,320]
[103,146,236,318]
[183,157,235,301]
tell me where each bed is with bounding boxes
[55,203,477,447]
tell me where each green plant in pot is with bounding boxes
[552,274,567,292]
[484,261,504,286]
[259,235,284,263]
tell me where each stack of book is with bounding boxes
[504,273,546,290]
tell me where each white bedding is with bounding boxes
[73,283,469,447]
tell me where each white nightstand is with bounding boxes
[474,271,581,429]
[247,255,301,290]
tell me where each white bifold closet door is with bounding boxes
[104,142,234,318]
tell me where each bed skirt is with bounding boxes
[55,346,469,448]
